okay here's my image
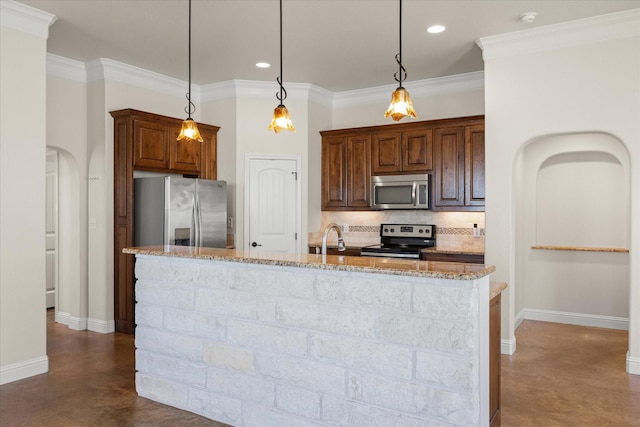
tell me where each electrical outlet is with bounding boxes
[227,217,233,228]
[343,224,349,232]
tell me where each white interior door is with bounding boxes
[45,150,58,309]
[246,156,300,254]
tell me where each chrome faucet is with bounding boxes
[321,223,346,255]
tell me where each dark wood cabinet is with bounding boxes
[371,132,401,174]
[433,126,465,209]
[489,291,502,426]
[321,116,483,212]
[465,124,485,207]
[111,109,219,334]
[403,129,433,172]
[308,246,362,257]
[371,130,432,174]
[421,251,484,264]
[321,133,371,210]
[432,119,485,211]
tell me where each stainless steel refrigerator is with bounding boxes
[134,177,227,248]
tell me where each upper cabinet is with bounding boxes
[465,124,485,207]
[321,116,484,212]
[321,132,371,210]
[432,121,485,211]
[371,129,432,174]
[131,114,217,178]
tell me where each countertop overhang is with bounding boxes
[124,245,495,280]
[309,243,485,256]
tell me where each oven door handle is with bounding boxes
[360,252,421,259]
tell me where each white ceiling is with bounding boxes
[17,0,640,92]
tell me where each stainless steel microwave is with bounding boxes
[370,174,430,210]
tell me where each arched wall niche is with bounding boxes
[514,132,630,329]
[46,145,88,330]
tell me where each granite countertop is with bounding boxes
[531,245,629,253]
[124,245,495,280]
[308,243,485,256]
[489,281,508,300]
[420,246,485,256]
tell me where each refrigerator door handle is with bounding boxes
[194,191,202,247]
[191,194,198,247]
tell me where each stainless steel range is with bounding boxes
[360,224,436,259]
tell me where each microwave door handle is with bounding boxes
[412,182,418,207]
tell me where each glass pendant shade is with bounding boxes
[384,87,417,122]
[177,118,204,142]
[268,105,296,133]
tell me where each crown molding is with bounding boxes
[44,54,481,110]
[201,79,332,108]
[333,71,484,109]
[477,8,640,61]
[47,53,86,82]
[0,0,56,39]
[85,58,198,101]
[201,80,237,103]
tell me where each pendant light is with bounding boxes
[384,0,417,122]
[177,0,203,142]
[268,0,295,133]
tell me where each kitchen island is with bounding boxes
[124,246,499,427]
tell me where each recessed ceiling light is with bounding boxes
[427,25,445,34]
[519,12,537,23]
[256,62,270,68]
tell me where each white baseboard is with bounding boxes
[518,308,628,330]
[501,338,516,355]
[627,352,640,375]
[88,318,115,334]
[0,355,49,385]
[514,309,525,330]
[55,311,88,330]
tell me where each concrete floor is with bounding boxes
[1,312,639,426]
[501,320,640,426]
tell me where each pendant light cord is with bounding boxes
[185,0,195,118]
[276,0,287,105]
[394,0,407,87]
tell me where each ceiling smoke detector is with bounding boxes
[519,12,537,23]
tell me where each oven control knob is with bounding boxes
[390,228,395,232]
[419,229,423,233]
[383,227,388,233]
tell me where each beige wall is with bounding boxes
[0,23,50,382]
[517,134,630,321]
[46,73,89,329]
[480,11,639,373]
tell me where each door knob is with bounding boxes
[251,242,262,247]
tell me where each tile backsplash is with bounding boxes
[310,211,485,251]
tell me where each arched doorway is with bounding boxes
[45,146,88,329]
[514,132,631,346]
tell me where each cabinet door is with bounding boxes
[433,126,465,208]
[169,127,201,173]
[402,129,433,172]
[199,129,218,180]
[465,124,485,207]
[133,120,169,169]
[347,134,371,208]
[371,132,402,174]
[322,137,348,208]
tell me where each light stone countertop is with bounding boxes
[309,243,485,256]
[489,281,508,300]
[420,246,485,256]
[124,245,496,280]
[531,245,629,253]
